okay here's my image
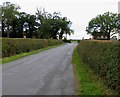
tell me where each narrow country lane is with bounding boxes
[2,43,77,95]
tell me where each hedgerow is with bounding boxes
[2,38,63,58]
[77,40,120,95]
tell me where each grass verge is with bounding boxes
[1,43,64,64]
[72,47,115,95]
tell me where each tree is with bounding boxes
[58,17,74,39]
[1,2,73,39]
[26,14,37,38]
[36,8,74,39]
[17,12,28,38]
[86,12,118,40]
[1,2,20,37]
[36,8,50,38]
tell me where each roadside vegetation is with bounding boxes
[2,38,63,58]
[1,43,64,64]
[72,40,119,95]
[73,47,107,95]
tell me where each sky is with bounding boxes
[0,0,119,39]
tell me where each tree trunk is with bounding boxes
[107,31,111,40]
[107,35,110,40]
[7,26,10,38]
[2,21,5,37]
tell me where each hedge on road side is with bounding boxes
[77,40,120,95]
[2,38,63,58]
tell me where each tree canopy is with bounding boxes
[0,2,74,39]
[86,12,119,40]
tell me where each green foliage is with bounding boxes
[86,12,118,40]
[72,48,104,95]
[2,38,63,58]
[36,9,73,39]
[1,2,73,39]
[77,40,120,94]
[1,2,20,37]
[1,44,63,64]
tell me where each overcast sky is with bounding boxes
[1,0,119,39]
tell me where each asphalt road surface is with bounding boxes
[2,43,77,95]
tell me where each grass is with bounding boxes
[1,43,64,64]
[72,47,115,95]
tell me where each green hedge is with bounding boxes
[77,40,120,94]
[2,38,63,58]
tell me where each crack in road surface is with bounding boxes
[2,43,77,95]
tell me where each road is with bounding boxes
[2,43,77,95]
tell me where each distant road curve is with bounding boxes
[3,43,77,95]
